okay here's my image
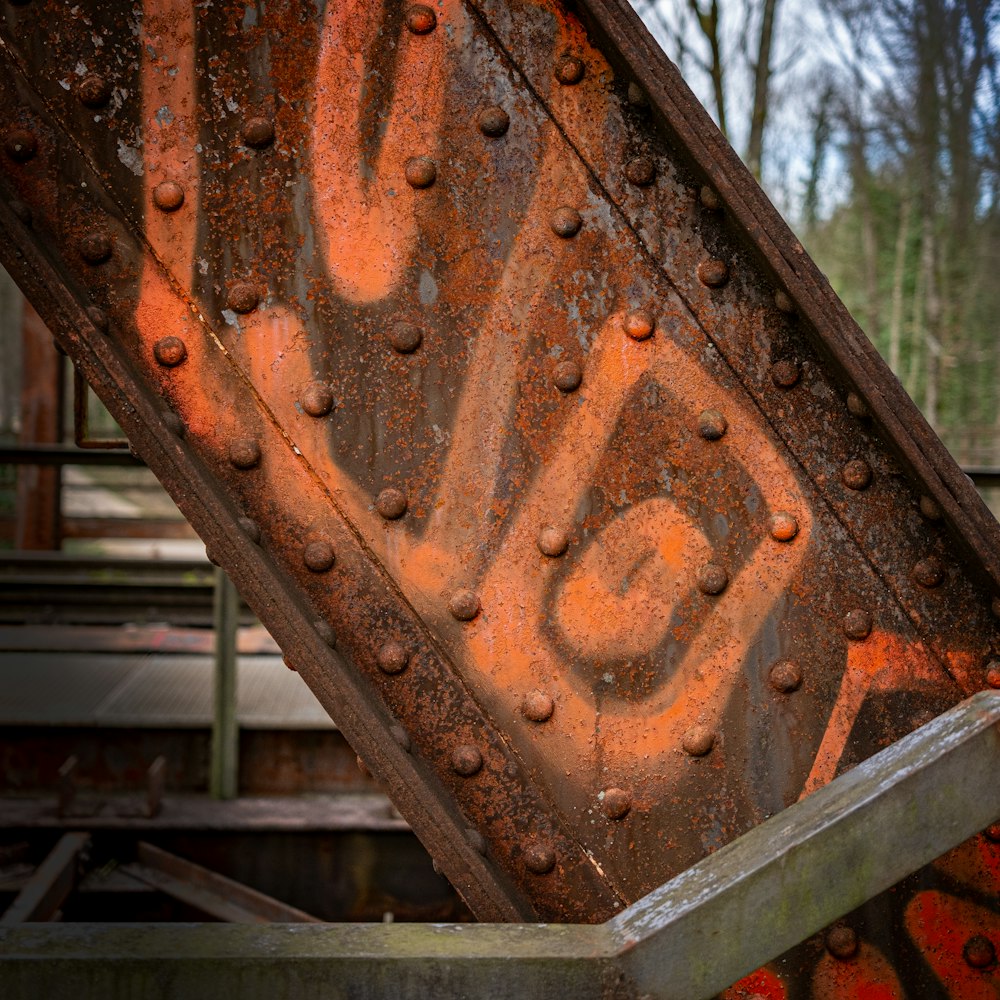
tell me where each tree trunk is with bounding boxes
[746,0,780,179]
[888,194,912,376]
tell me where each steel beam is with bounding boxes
[0,832,90,924]
[1,692,997,999]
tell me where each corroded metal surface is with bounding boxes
[1,0,999,991]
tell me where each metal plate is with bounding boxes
[0,0,998,987]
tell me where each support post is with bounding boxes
[209,569,238,800]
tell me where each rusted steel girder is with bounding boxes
[1,0,999,992]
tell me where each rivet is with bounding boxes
[80,230,112,265]
[301,382,334,418]
[697,563,728,595]
[623,310,655,341]
[77,74,111,109]
[465,828,486,855]
[242,116,275,149]
[601,787,631,820]
[161,409,184,438]
[86,306,108,332]
[315,620,337,648]
[627,81,648,107]
[826,925,858,960]
[555,55,585,85]
[963,934,996,970]
[624,155,655,187]
[237,516,261,544]
[553,359,582,392]
[913,556,944,588]
[550,206,582,238]
[774,289,795,314]
[770,360,801,388]
[478,106,509,138]
[451,744,483,777]
[681,725,715,756]
[227,282,259,314]
[986,822,1000,842]
[769,660,802,693]
[698,409,727,440]
[843,608,873,641]
[228,438,261,470]
[405,4,436,33]
[377,641,409,675]
[449,589,481,621]
[10,199,32,225]
[375,487,407,520]
[846,392,870,419]
[524,841,556,874]
[153,180,185,212]
[153,335,187,367]
[919,495,943,521]
[986,662,1000,689]
[842,459,872,491]
[537,526,569,558]
[769,511,799,542]
[390,725,412,753]
[4,128,37,162]
[699,185,721,210]
[303,539,335,573]
[521,690,554,723]
[404,156,436,189]
[697,258,729,288]
[389,321,422,354]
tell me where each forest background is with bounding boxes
[633,0,1000,471]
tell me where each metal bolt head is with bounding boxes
[377,641,409,675]
[237,517,261,544]
[153,336,187,367]
[826,924,858,960]
[697,258,729,288]
[913,556,944,588]
[524,841,556,874]
[405,4,436,33]
[478,106,509,138]
[770,359,801,388]
[77,74,111,108]
[80,230,112,264]
[963,934,996,969]
[449,588,481,621]
[846,391,870,418]
[602,787,631,820]
[698,408,727,441]
[451,744,483,777]
[153,180,185,212]
[242,116,275,149]
[521,690,554,723]
[553,359,582,392]
[86,306,108,332]
[315,620,337,647]
[303,539,335,573]
[842,459,873,491]
[404,156,436,189]
[843,608,873,641]
[985,662,1000,689]
[699,185,721,210]
[375,487,407,520]
[229,438,261,470]
[389,322,423,354]
[623,310,655,341]
[769,511,799,542]
[920,495,943,521]
[4,128,37,162]
[624,155,655,187]
[681,725,715,756]
[773,289,794,314]
[301,382,334,418]
[550,206,582,238]
[985,822,1000,841]
[555,55,585,85]
[537,526,568,558]
[769,660,802,693]
[227,282,259,314]
[697,563,728,595]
